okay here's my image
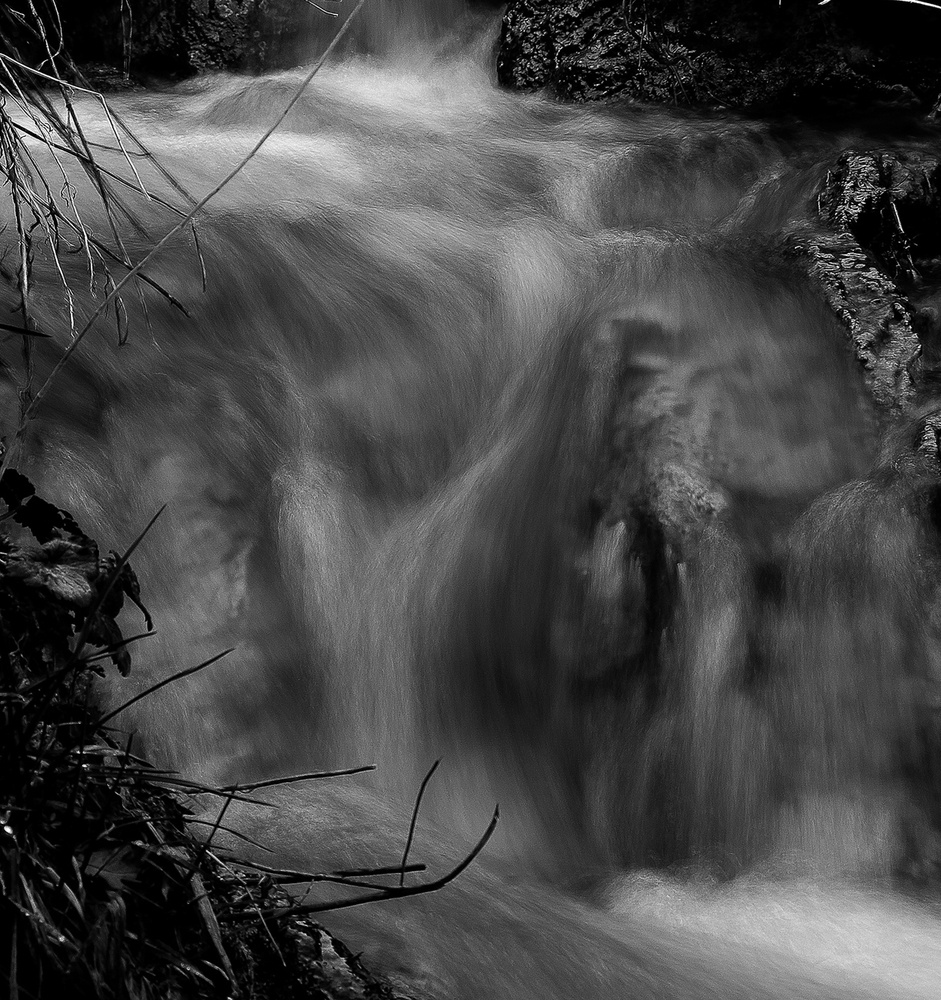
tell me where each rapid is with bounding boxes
[4,3,941,997]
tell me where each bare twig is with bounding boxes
[223,806,500,923]
[400,758,440,886]
[233,859,427,883]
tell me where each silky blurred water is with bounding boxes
[5,6,941,996]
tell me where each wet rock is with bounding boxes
[817,152,941,283]
[789,230,918,416]
[498,0,941,112]
[797,150,941,432]
[35,0,333,77]
[226,917,416,1000]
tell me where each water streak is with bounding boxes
[4,10,941,996]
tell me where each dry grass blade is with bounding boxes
[0,56,154,324]
[79,631,157,664]
[185,819,275,855]
[220,765,377,793]
[0,2,203,468]
[95,648,234,730]
[197,790,238,863]
[0,0,372,477]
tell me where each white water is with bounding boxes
[4,7,941,997]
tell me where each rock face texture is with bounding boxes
[801,152,941,424]
[226,916,417,1000]
[39,0,504,78]
[498,0,941,112]
[497,8,941,877]
[53,0,322,75]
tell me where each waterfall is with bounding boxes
[4,7,941,996]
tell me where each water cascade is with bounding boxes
[5,7,941,997]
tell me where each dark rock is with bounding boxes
[791,229,918,416]
[498,0,941,113]
[817,152,941,283]
[226,916,416,1000]
[801,149,941,425]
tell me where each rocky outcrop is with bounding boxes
[498,0,941,113]
[19,0,338,78]
[226,915,416,1000]
[800,151,941,430]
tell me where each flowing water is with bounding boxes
[5,6,941,997]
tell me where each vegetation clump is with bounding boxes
[0,470,230,1000]
[0,471,428,999]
